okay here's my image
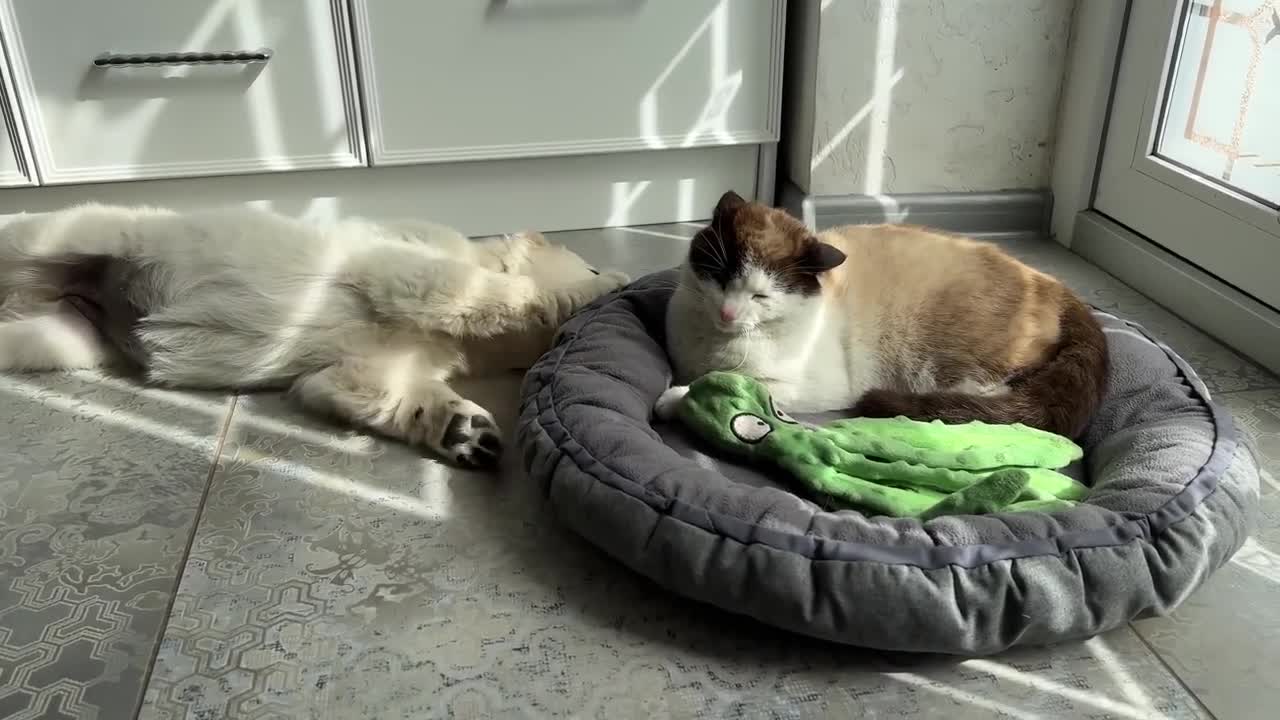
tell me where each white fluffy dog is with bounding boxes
[0,204,628,468]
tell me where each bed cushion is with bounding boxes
[517,271,1260,655]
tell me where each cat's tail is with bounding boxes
[853,298,1109,438]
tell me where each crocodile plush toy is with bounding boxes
[673,372,1089,519]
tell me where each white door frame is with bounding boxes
[1049,0,1130,247]
[1049,0,1280,375]
[1094,0,1280,309]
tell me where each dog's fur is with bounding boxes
[0,204,628,467]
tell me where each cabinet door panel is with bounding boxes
[352,0,784,165]
[0,0,365,184]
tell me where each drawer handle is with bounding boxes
[486,0,644,15]
[92,48,274,68]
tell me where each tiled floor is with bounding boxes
[1,225,1276,720]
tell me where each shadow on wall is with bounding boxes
[788,0,1074,207]
[777,0,909,226]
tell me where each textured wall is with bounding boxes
[796,0,1075,196]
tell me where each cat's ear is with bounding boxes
[804,241,846,273]
[713,190,747,218]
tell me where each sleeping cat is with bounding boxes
[656,191,1108,439]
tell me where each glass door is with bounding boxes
[1095,0,1280,309]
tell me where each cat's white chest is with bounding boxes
[667,306,879,413]
[748,330,871,412]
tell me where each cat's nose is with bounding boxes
[719,305,737,323]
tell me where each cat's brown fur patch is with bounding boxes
[730,197,812,269]
[691,191,843,294]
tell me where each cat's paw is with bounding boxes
[654,385,690,421]
[431,400,503,470]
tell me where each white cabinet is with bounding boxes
[0,0,365,185]
[0,126,27,187]
[0,1,784,234]
[0,39,33,187]
[0,112,31,187]
[350,0,785,165]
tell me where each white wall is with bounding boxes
[786,0,1076,196]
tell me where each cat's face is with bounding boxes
[683,191,845,333]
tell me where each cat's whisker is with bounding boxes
[668,276,707,298]
[651,280,700,298]
[704,225,730,268]
[648,278,714,308]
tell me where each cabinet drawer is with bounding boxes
[0,0,365,185]
[352,0,785,165]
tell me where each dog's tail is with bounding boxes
[0,204,145,298]
[852,298,1109,438]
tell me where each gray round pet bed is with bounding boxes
[517,271,1260,655]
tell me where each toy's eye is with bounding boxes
[730,413,772,443]
[769,396,798,424]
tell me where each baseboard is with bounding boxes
[0,145,761,238]
[779,180,1050,237]
[1074,210,1280,376]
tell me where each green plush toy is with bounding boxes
[673,372,1089,519]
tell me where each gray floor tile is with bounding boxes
[546,223,697,279]
[0,372,230,720]
[140,379,1208,720]
[1132,389,1280,720]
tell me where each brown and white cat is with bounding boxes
[656,191,1108,439]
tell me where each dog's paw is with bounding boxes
[654,385,690,421]
[497,231,550,273]
[510,229,550,248]
[596,270,631,292]
[433,401,503,470]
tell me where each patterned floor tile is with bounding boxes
[140,379,1207,719]
[1132,389,1280,720]
[0,372,230,720]
[8,229,1267,718]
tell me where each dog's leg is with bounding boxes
[288,351,503,469]
[470,231,548,273]
[455,265,628,337]
[0,299,114,371]
[364,260,627,339]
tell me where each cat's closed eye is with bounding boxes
[752,293,768,300]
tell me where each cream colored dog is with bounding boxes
[0,204,627,467]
